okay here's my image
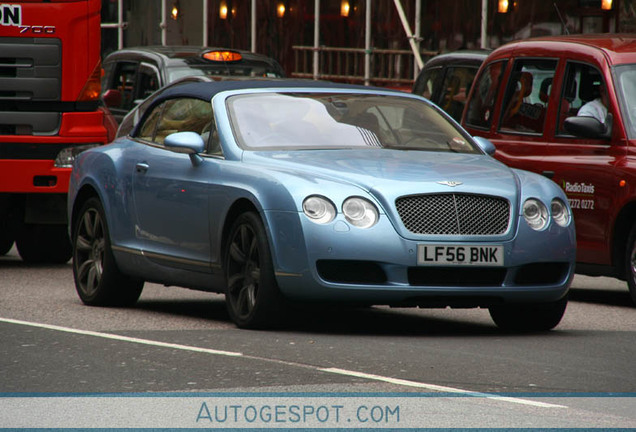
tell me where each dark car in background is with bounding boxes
[101,46,286,123]
[412,50,489,122]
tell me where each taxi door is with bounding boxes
[538,60,623,265]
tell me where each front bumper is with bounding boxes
[265,210,576,305]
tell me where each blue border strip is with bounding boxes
[1,391,635,398]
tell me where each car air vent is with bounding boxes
[395,193,510,235]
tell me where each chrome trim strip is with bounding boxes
[111,245,212,269]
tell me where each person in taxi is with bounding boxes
[577,82,609,124]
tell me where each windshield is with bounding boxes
[226,92,480,154]
[615,64,636,140]
[168,65,283,82]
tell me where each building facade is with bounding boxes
[100,0,633,86]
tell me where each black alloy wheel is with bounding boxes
[224,211,284,329]
[73,197,143,306]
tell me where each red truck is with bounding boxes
[0,0,109,262]
[461,35,636,303]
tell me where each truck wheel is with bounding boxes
[72,197,143,306]
[16,224,72,264]
[489,297,567,332]
[224,212,284,329]
[625,224,636,305]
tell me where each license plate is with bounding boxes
[417,244,504,266]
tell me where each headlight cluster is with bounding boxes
[523,198,571,230]
[54,144,101,168]
[303,195,379,228]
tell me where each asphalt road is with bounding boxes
[1,245,635,429]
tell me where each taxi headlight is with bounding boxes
[343,197,378,228]
[523,198,548,231]
[551,198,571,227]
[303,196,336,224]
[54,144,101,168]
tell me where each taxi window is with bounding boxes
[109,62,138,111]
[616,65,636,140]
[499,59,557,135]
[136,98,215,150]
[438,66,479,121]
[465,60,507,130]
[413,66,442,100]
[557,62,606,136]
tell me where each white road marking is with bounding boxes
[0,316,566,408]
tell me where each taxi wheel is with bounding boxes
[625,224,636,305]
[72,197,144,307]
[224,212,284,329]
[489,296,568,332]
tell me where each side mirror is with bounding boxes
[164,132,205,165]
[563,114,612,139]
[472,136,496,156]
[102,89,122,108]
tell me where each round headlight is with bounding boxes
[343,197,378,228]
[303,196,336,224]
[551,198,571,227]
[523,198,548,231]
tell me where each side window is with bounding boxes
[557,62,607,135]
[465,60,507,129]
[153,98,214,147]
[110,62,138,111]
[439,66,479,121]
[413,66,442,100]
[499,59,557,135]
[137,103,163,141]
[136,64,160,102]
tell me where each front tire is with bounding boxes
[224,212,284,329]
[625,224,636,305]
[72,197,143,306]
[489,296,567,332]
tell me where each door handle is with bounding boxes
[135,162,149,173]
[542,171,554,179]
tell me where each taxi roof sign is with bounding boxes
[203,50,243,62]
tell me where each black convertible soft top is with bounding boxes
[157,79,402,102]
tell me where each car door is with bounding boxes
[466,58,557,174]
[131,97,215,272]
[538,61,621,265]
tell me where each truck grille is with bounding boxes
[0,37,61,101]
[395,193,510,235]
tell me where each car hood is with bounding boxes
[243,149,520,203]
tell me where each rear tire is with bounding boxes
[625,224,636,305]
[489,296,568,332]
[16,224,72,264]
[224,212,284,329]
[72,197,143,306]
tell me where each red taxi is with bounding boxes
[462,34,636,303]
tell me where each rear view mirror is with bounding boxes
[563,114,612,139]
[102,89,122,108]
[472,136,496,156]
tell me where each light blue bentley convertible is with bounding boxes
[68,80,576,330]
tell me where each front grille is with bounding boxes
[0,37,62,102]
[396,193,510,235]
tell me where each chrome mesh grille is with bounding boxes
[395,193,510,235]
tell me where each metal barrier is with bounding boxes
[292,45,438,88]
